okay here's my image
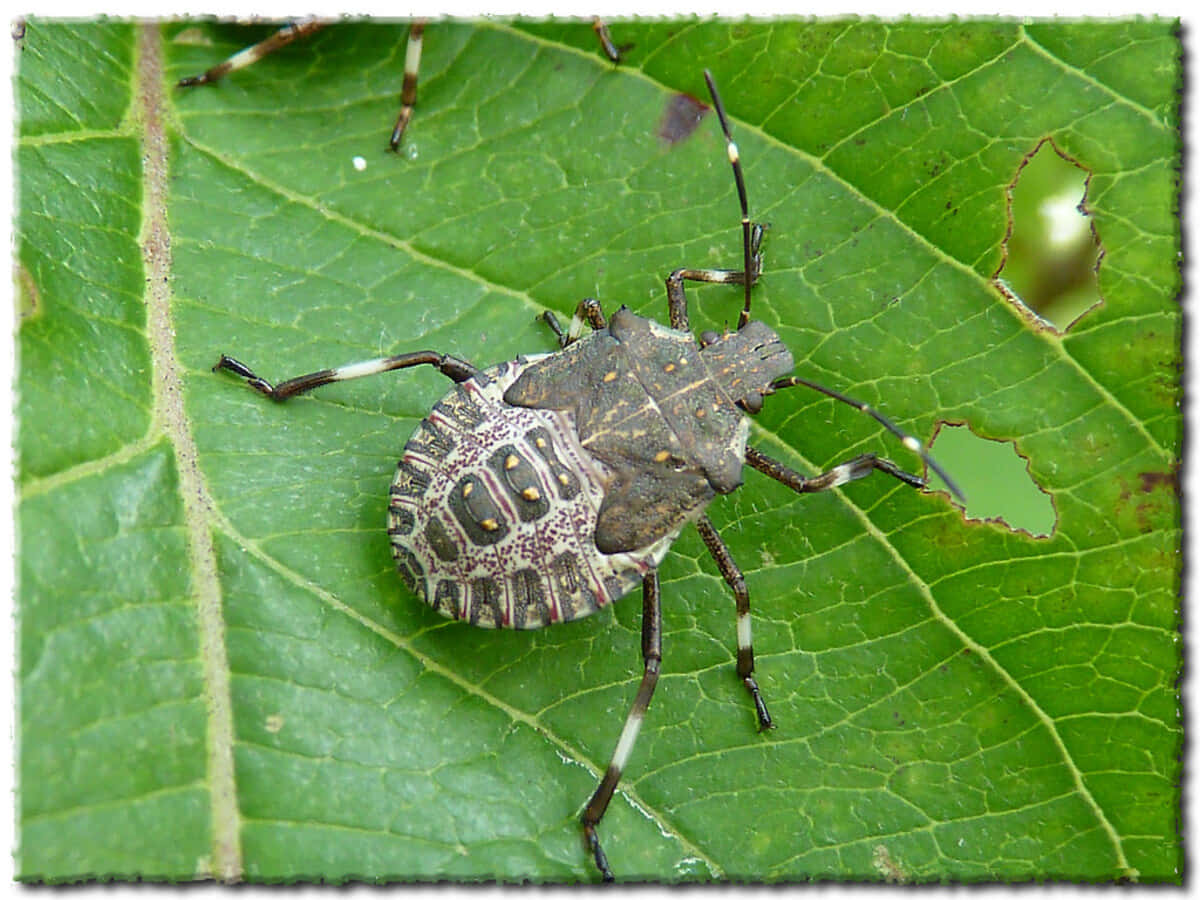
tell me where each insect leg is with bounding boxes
[696,515,772,731]
[746,446,926,496]
[591,18,625,63]
[388,21,426,151]
[176,19,326,87]
[664,223,764,332]
[213,350,478,401]
[582,570,662,882]
[541,298,607,348]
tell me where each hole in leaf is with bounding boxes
[927,424,1055,537]
[994,139,1103,331]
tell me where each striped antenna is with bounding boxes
[771,374,966,502]
[703,70,754,330]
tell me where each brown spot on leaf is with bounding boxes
[658,92,708,145]
[1139,467,1179,495]
[1115,464,1179,534]
[872,844,909,884]
[16,263,39,323]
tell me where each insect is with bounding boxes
[213,70,963,880]
[177,18,623,150]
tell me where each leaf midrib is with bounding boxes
[136,24,242,881]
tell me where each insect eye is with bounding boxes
[699,330,720,347]
[739,391,764,414]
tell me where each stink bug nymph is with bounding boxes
[214,71,963,881]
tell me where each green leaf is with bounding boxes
[17,18,1181,883]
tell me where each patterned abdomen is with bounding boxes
[387,358,676,628]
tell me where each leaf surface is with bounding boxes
[16,18,1181,883]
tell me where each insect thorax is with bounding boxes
[504,308,794,553]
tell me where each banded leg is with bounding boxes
[665,223,764,332]
[213,350,478,400]
[591,18,625,63]
[541,298,607,348]
[695,515,772,731]
[582,571,662,882]
[176,19,325,87]
[388,21,426,151]
[745,445,925,495]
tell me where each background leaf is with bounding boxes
[16,18,1181,883]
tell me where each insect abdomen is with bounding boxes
[387,358,674,629]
